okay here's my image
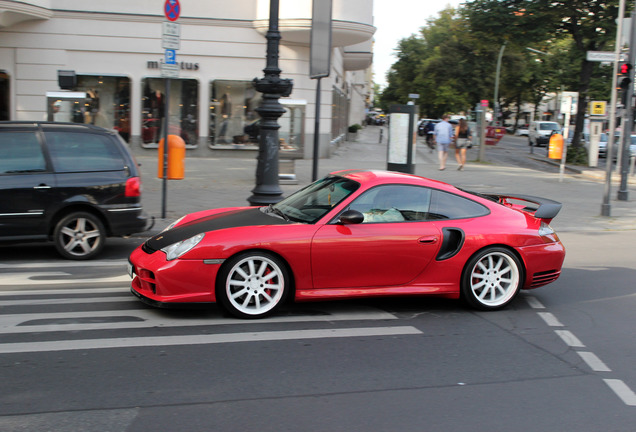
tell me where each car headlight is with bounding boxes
[162,216,186,233]
[161,233,205,261]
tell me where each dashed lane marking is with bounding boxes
[604,379,636,406]
[554,329,585,348]
[524,295,635,407]
[537,311,564,327]
[578,351,612,372]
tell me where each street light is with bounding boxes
[248,0,294,206]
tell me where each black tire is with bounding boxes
[461,247,523,310]
[216,251,290,319]
[53,212,106,260]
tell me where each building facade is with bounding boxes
[0,0,375,158]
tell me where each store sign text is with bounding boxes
[147,60,199,71]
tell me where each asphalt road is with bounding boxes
[1,128,635,431]
[0,230,635,431]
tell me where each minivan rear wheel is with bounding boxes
[54,212,105,260]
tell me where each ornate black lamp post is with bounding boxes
[247,0,294,206]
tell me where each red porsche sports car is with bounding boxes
[129,170,565,319]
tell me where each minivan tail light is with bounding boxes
[125,177,141,197]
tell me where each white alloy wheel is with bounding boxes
[219,252,288,319]
[462,248,522,310]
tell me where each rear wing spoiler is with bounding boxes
[482,193,562,220]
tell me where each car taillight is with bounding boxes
[125,177,141,197]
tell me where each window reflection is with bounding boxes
[209,80,305,157]
[141,78,198,147]
[73,76,131,141]
[209,80,261,147]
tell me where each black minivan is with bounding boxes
[0,122,149,259]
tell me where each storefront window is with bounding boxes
[74,76,131,141]
[331,87,348,140]
[141,78,199,148]
[209,80,261,148]
[0,71,8,121]
[278,102,304,158]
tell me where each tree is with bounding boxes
[380,7,493,117]
[463,0,620,149]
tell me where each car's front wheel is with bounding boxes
[461,247,523,310]
[53,212,106,260]
[217,251,290,319]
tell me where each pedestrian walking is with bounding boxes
[454,118,472,170]
[433,115,454,170]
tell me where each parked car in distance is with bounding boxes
[129,169,565,319]
[529,121,561,147]
[515,124,529,136]
[0,121,150,259]
[610,134,636,160]
[597,133,617,158]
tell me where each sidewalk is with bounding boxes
[136,125,636,235]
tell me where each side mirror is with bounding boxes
[338,209,364,224]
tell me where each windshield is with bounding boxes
[539,123,560,131]
[271,175,360,223]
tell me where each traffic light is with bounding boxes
[618,62,632,90]
[618,62,633,105]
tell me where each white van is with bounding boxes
[529,121,561,147]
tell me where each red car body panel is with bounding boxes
[128,170,565,309]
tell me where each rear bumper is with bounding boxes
[107,207,150,236]
[518,241,566,289]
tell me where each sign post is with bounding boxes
[160,0,181,218]
[309,0,332,181]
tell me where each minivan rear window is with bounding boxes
[45,132,124,172]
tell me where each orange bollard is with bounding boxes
[548,133,564,160]
[157,134,185,179]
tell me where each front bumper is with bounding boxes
[128,246,223,305]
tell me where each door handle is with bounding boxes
[418,236,438,244]
[33,185,51,190]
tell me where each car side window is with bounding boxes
[427,190,489,220]
[0,132,46,174]
[349,185,432,223]
[45,131,125,172]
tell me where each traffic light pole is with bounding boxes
[618,1,636,201]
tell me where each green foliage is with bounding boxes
[566,145,588,165]
[348,124,362,133]
[379,0,621,144]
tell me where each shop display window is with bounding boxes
[209,80,304,156]
[73,76,131,141]
[141,78,198,148]
[331,86,348,140]
[209,80,261,148]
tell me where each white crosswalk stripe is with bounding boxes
[0,269,420,354]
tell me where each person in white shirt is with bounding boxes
[433,114,454,170]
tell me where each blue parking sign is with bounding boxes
[165,49,177,65]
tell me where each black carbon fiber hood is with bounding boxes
[142,208,291,253]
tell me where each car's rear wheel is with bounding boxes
[461,247,522,310]
[217,251,289,319]
[53,212,106,260]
